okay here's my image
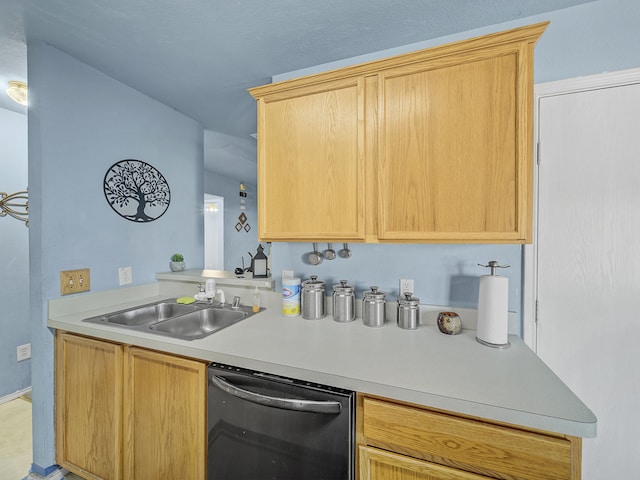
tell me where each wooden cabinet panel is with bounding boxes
[377,53,522,241]
[256,78,365,240]
[55,332,123,480]
[360,446,492,480]
[123,347,206,480]
[361,396,579,480]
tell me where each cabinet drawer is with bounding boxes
[362,397,576,480]
[360,446,492,480]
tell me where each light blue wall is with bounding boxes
[0,108,30,398]
[272,243,521,308]
[271,0,640,321]
[276,0,640,85]
[28,41,204,472]
[204,171,260,272]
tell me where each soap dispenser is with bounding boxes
[252,287,261,313]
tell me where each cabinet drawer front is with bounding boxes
[360,445,492,480]
[362,397,573,480]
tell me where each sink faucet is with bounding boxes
[216,288,226,306]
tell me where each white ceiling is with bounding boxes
[0,0,592,181]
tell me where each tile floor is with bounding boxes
[0,396,82,480]
[0,396,32,479]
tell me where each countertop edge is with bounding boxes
[156,269,275,289]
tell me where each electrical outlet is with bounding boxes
[60,268,90,295]
[17,343,31,361]
[399,279,414,296]
[282,270,294,279]
[119,266,133,286]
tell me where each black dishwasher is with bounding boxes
[207,362,355,480]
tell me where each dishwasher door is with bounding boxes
[207,363,355,480]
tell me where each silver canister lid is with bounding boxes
[302,275,325,291]
[363,286,385,302]
[332,280,354,294]
[398,292,419,307]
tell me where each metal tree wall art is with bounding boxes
[0,190,29,226]
[103,159,171,222]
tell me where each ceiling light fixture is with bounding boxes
[6,81,28,106]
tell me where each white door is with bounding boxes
[535,73,640,478]
[204,194,224,269]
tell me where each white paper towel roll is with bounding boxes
[476,275,509,347]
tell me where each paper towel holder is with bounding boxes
[477,260,510,275]
[476,261,511,349]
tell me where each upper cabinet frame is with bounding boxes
[250,22,548,244]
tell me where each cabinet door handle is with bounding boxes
[210,374,342,414]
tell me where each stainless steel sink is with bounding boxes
[148,307,248,340]
[91,302,199,326]
[82,298,261,340]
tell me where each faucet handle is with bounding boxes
[232,296,241,309]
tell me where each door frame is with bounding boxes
[522,66,640,351]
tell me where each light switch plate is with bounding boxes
[60,268,90,295]
[119,266,133,286]
[17,343,31,362]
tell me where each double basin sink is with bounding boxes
[83,298,260,340]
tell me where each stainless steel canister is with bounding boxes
[301,275,326,320]
[332,280,355,322]
[397,292,420,329]
[362,286,386,327]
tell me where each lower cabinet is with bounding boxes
[357,395,582,480]
[55,332,123,480]
[55,332,207,480]
[360,446,492,480]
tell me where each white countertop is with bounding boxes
[48,282,596,438]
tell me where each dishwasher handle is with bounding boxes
[210,374,342,414]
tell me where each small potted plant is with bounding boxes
[170,253,185,272]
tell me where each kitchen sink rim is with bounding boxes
[82,298,260,340]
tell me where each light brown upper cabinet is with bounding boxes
[250,22,548,244]
[251,77,366,241]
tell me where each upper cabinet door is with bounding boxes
[373,24,545,243]
[254,78,366,241]
[377,50,524,242]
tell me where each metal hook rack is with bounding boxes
[0,190,29,226]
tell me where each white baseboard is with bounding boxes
[0,386,32,405]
